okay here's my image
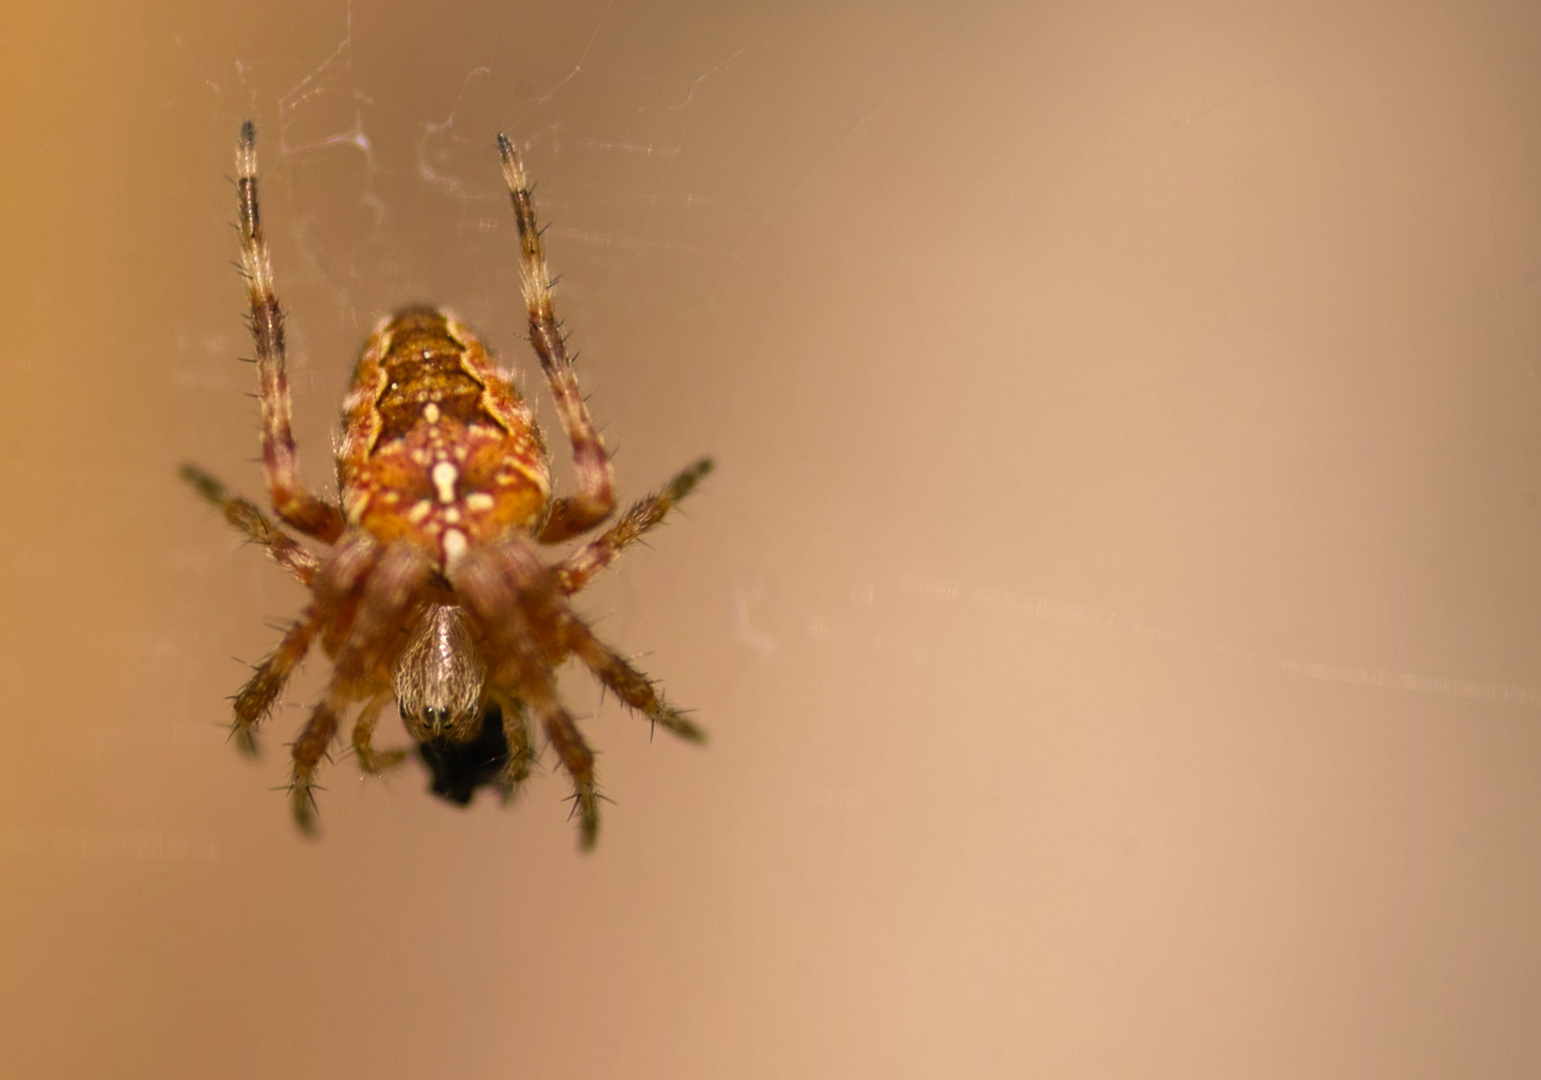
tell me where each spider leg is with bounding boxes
[451,546,601,847]
[236,121,345,543]
[509,539,705,742]
[290,544,430,830]
[488,690,536,802]
[564,619,705,743]
[232,611,320,755]
[556,457,714,594]
[497,135,615,543]
[180,463,319,585]
[232,534,377,753]
[351,690,409,774]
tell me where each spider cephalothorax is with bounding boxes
[182,122,711,848]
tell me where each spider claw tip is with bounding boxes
[231,725,260,757]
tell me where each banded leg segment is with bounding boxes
[236,121,344,543]
[497,135,615,543]
[557,457,714,594]
[180,463,318,584]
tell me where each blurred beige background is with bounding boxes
[4,0,1541,1076]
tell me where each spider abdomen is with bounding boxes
[338,307,551,567]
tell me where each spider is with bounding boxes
[182,121,712,848]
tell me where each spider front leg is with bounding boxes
[236,121,345,543]
[557,457,714,594]
[498,135,615,543]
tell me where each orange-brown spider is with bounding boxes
[183,121,711,848]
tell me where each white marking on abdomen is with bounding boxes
[432,460,459,504]
[442,528,467,569]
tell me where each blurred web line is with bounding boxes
[1270,659,1541,707]
[496,0,617,131]
[907,576,1541,709]
[272,1,375,160]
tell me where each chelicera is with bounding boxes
[183,122,712,847]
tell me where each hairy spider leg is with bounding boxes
[497,135,615,543]
[289,544,431,829]
[351,691,408,774]
[503,538,704,742]
[237,122,345,543]
[180,464,319,584]
[565,623,705,742]
[556,457,715,594]
[451,546,602,846]
[231,613,320,755]
[230,535,378,751]
[488,690,537,801]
